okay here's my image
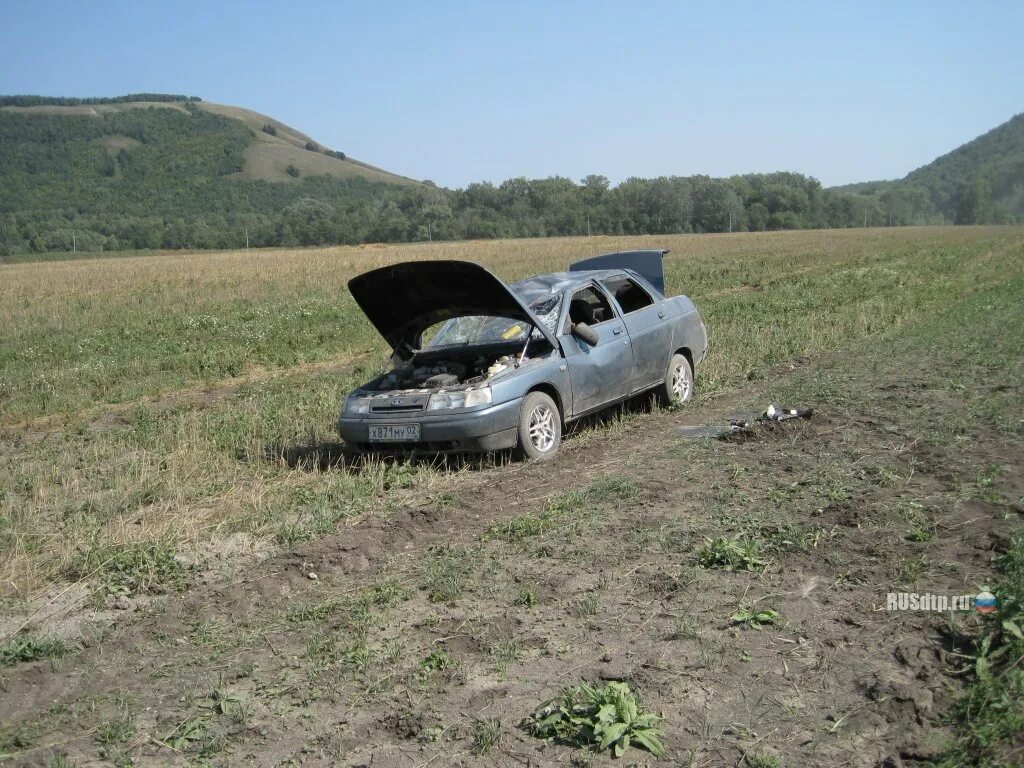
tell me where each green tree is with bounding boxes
[954,179,992,224]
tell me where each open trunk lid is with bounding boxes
[569,249,669,295]
[348,260,557,358]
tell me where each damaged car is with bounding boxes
[339,250,708,460]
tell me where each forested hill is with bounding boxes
[901,112,1024,224]
[0,96,1020,258]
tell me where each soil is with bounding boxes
[1,348,1020,768]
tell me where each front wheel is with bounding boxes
[514,391,562,461]
[659,353,694,406]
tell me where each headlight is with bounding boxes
[344,394,370,415]
[465,387,493,407]
[428,387,492,410]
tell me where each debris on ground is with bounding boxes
[678,404,813,439]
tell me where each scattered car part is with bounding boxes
[677,404,813,439]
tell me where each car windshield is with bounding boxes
[425,315,531,348]
[424,295,562,350]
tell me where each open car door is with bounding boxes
[569,249,669,295]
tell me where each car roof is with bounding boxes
[512,269,629,303]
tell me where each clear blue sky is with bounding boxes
[1,0,1021,188]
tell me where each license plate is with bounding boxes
[368,424,421,442]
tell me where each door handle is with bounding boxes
[612,328,623,335]
[658,311,666,319]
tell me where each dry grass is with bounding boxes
[1,226,1021,602]
[2,226,1016,421]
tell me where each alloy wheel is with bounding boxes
[529,403,556,452]
[671,361,692,401]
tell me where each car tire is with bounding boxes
[659,353,694,406]
[515,391,562,461]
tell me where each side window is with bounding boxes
[565,286,614,332]
[602,277,654,315]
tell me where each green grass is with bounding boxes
[420,649,455,673]
[472,717,502,754]
[485,475,641,542]
[1,227,1021,601]
[75,539,189,600]
[0,635,68,666]
[941,531,1024,767]
[421,545,481,603]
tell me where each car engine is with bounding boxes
[369,354,521,392]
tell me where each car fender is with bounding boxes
[664,296,707,366]
[489,358,572,420]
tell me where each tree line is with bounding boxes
[0,94,201,107]
[0,171,966,256]
[0,104,1020,258]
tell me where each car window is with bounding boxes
[526,294,562,336]
[425,315,531,348]
[601,277,654,314]
[565,286,614,331]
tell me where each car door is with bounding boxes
[558,284,636,415]
[601,275,671,391]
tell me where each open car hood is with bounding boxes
[348,260,558,358]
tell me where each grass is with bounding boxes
[472,717,502,754]
[574,594,600,617]
[420,649,456,678]
[1,227,1022,602]
[0,635,68,666]
[421,545,480,603]
[941,530,1024,767]
[0,226,1021,766]
[76,539,189,600]
[485,475,640,542]
[516,587,539,607]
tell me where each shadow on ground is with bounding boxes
[256,438,514,473]
[246,392,668,473]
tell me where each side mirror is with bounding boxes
[571,322,600,346]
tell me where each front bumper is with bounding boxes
[338,398,522,453]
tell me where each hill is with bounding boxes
[830,113,1024,225]
[0,96,418,186]
[902,112,1024,223]
[0,96,1021,258]
[0,95,434,255]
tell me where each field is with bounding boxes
[1,227,1022,766]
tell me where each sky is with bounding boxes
[1,1,1022,188]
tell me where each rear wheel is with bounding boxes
[659,353,693,406]
[515,391,562,461]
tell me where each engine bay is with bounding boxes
[357,335,555,396]
[369,352,522,393]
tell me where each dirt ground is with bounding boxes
[2,291,1021,768]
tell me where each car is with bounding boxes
[338,249,708,460]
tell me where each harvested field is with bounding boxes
[0,227,1022,766]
